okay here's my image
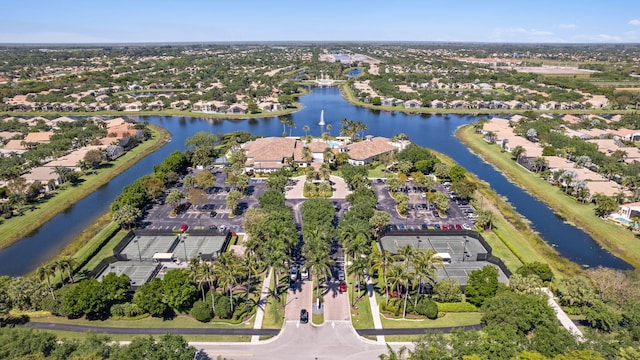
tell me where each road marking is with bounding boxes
[208,354,254,357]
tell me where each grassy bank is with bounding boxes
[432,150,580,276]
[457,124,640,270]
[0,124,169,251]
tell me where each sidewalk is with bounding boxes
[541,287,584,342]
[365,275,385,343]
[251,268,273,343]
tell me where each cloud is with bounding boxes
[0,32,112,44]
[559,24,578,30]
[490,27,562,42]
[630,19,640,26]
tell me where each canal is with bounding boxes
[0,87,630,275]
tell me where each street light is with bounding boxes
[462,236,469,262]
[133,239,142,262]
[416,236,422,250]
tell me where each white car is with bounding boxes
[300,267,309,280]
[290,266,299,281]
[337,269,345,281]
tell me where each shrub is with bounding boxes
[232,300,254,321]
[436,302,478,313]
[416,298,438,319]
[110,303,125,317]
[190,300,213,323]
[123,303,143,317]
[215,296,233,319]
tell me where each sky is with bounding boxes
[1,0,639,44]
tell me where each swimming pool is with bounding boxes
[327,140,341,148]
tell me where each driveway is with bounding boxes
[285,278,313,321]
[195,321,413,360]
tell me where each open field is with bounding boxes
[30,329,250,343]
[457,124,640,271]
[379,312,483,329]
[0,125,169,251]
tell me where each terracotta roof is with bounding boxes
[342,137,395,161]
[3,139,27,150]
[307,141,330,153]
[243,137,302,163]
[24,132,54,143]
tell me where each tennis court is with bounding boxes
[174,234,229,261]
[119,235,178,261]
[96,261,160,288]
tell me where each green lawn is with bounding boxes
[261,274,286,329]
[78,228,129,275]
[380,312,483,329]
[36,329,249,343]
[457,124,640,270]
[29,314,252,329]
[367,165,387,178]
[349,278,375,330]
[0,125,168,250]
[312,312,324,325]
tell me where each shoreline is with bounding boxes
[455,124,640,270]
[0,124,170,251]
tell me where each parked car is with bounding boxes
[180,223,188,232]
[300,267,309,280]
[434,224,441,230]
[462,223,473,230]
[290,266,299,282]
[337,269,345,281]
[398,224,406,231]
[455,224,462,230]
[421,224,429,230]
[209,211,217,217]
[433,210,440,218]
[339,280,347,293]
[300,309,309,324]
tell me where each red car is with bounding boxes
[180,223,188,232]
[339,280,347,293]
[455,224,462,230]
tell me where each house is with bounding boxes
[450,100,470,109]
[619,202,640,221]
[242,137,308,173]
[105,145,125,160]
[381,98,394,107]
[124,101,142,111]
[227,104,247,114]
[24,132,54,144]
[147,100,164,111]
[430,100,445,109]
[404,99,422,109]
[22,166,64,189]
[339,136,398,166]
[307,141,331,162]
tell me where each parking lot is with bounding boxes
[371,178,476,232]
[140,167,266,233]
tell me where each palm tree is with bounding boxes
[369,249,397,305]
[265,241,289,300]
[306,248,334,306]
[302,146,312,162]
[58,257,77,284]
[215,251,244,312]
[326,123,333,136]
[412,249,442,308]
[379,344,408,360]
[302,125,310,137]
[189,258,207,302]
[37,264,56,300]
[397,245,416,269]
[511,145,526,161]
[319,163,331,181]
[347,257,369,305]
[323,147,335,164]
[244,249,264,297]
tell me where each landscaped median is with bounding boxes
[0,124,170,251]
[456,124,640,270]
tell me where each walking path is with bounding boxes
[251,268,273,343]
[541,287,585,342]
[365,274,385,343]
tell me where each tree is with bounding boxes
[412,248,442,307]
[476,209,494,230]
[593,194,618,217]
[111,333,196,360]
[182,175,197,190]
[194,171,215,189]
[83,149,105,169]
[508,274,543,296]
[215,251,244,313]
[226,189,243,215]
[516,262,553,282]
[188,188,207,209]
[465,265,499,307]
[378,344,408,360]
[369,210,390,238]
[533,156,548,173]
[433,278,462,302]
[58,256,77,284]
[369,249,397,305]
[163,269,197,313]
[511,145,526,161]
[584,300,621,333]
[448,165,466,182]
[37,264,57,300]
[433,192,450,213]
[134,278,169,317]
[112,204,142,230]
[433,163,450,179]
[302,125,310,137]
[558,276,596,307]
[165,189,185,207]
